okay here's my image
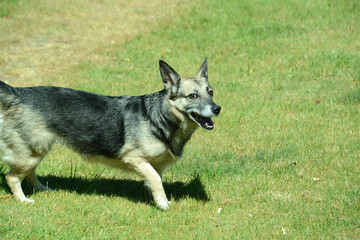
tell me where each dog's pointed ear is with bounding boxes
[159,60,181,94]
[196,57,208,81]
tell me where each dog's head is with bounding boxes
[159,58,221,130]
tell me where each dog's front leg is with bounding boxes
[130,160,169,211]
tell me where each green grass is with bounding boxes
[0,0,19,18]
[1,0,360,239]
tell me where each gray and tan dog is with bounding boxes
[0,58,220,210]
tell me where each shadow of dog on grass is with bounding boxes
[1,171,210,206]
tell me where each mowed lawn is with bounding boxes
[1,0,359,239]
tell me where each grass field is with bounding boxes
[1,0,359,238]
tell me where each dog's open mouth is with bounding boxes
[191,113,214,130]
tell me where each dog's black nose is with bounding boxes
[212,105,221,115]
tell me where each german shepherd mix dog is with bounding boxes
[0,58,220,210]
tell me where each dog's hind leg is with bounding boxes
[6,167,34,203]
[5,155,45,203]
[25,169,53,192]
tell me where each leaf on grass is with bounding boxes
[0,194,11,198]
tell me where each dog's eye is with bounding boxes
[188,94,199,99]
[209,89,214,97]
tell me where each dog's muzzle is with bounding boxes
[191,103,221,130]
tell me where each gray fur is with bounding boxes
[0,58,221,210]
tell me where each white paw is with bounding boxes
[21,198,35,204]
[156,199,169,211]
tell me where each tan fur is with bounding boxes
[1,104,56,202]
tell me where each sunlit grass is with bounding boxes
[1,0,359,238]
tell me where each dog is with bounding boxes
[0,58,221,210]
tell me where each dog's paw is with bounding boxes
[35,187,53,192]
[35,184,54,192]
[21,198,35,204]
[44,187,54,192]
[156,199,170,211]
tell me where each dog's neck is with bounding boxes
[169,122,198,157]
[144,90,198,157]
[166,97,199,157]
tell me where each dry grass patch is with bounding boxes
[0,0,193,86]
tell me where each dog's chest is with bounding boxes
[140,139,168,158]
[136,131,179,169]
[147,149,178,173]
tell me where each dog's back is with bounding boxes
[0,84,123,156]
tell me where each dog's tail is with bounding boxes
[0,80,19,107]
